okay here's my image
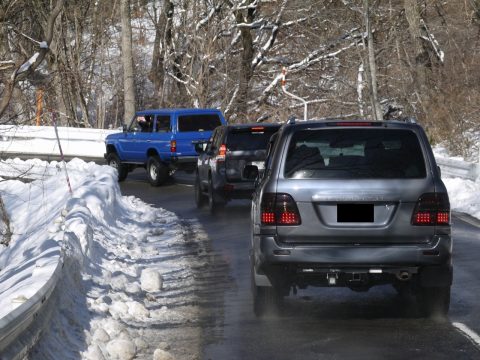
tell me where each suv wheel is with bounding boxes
[195,173,207,208]
[417,286,450,319]
[147,156,168,187]
[208,177,221,214]
[106,153,128,182]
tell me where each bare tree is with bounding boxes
[0,0,65,120]
[121,0,136,123]
[364,0,382,121]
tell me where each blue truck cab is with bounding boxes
[105,108,227,186]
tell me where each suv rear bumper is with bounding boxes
[256,234,452,266]
[254,234,452,288]
[212,176,256,200]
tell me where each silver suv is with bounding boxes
[250,119,452,318]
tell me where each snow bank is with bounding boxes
[0,159,205,359]
[434,147,480,220]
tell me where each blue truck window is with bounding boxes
[178,114,221,132]
[128,115,153,133]
[155,115,171,132]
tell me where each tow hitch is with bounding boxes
[327,271,339,286]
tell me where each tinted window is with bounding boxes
[284,129,426,179]
[178,114,222,132]
[155,115,171,132]
[207,127,223,153]
[227,127,279,151]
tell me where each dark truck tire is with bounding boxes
[195,173,207,208]
[106,153,128,182]
[207,176,222,214]
[147,156,169,187]
[207,177,225,215]
[418,286,451,319]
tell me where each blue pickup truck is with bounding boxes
[104,108,227,186]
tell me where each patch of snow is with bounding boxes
[140,268,163,293]
[17,52,39,74]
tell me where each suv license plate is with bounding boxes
[337,204,374,223]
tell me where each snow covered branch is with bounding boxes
[251,0,287,70]
[255,36,363,105]
[196,3,223,32]
[420,19,444,64]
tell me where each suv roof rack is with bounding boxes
[396,116,417,124]
[286,116,296,125]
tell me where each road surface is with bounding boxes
[120,172,480,360]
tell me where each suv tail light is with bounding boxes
[411,193,450,226]
[216,144,227,160]
[261,193,301,226]
[170,140,177,153]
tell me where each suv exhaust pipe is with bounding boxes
[396,271,412,281]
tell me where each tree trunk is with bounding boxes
[364,0,383,121]
[235,3,255,121]
[121,0,136,123]
[404,0,428,87]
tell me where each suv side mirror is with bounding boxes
[122,124,127,132]
[243,165,259,180]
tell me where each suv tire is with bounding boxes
[107,152,128,182]
[208,177,222,214]
[195,173,207,208]
[418,286,450,319]
[147,156,169,187]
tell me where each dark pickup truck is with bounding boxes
[105,108,227,186]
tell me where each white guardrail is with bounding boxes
[0,125,119,162]
[0,256,63,359]
[0,126,478,358]
[436,156,480,181]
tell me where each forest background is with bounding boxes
[1,0,479,158]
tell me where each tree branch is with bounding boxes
[0,0,65,120]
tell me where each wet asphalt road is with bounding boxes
[120,171,480,360]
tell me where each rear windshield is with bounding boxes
[284,129,426,179]
[227,127,279,151]
[178,114,222,132]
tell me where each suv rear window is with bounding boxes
[227,127,279,151]
[284,129,426,179]
[178,114,222,132]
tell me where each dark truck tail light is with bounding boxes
[261,193,301,226]
[219,144,227,156]
[216,144,227,161]
[411,193,450,226]
[170,140,177,153]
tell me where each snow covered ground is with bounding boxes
[0,159,214,359]
[0,135,478,359]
